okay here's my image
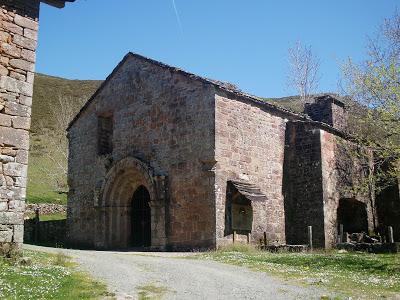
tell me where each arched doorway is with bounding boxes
[131,186,151,247]
[96,157,167,250]
[337,198,368,233]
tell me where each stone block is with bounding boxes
[0,113,11,126]
[1,21,23,35]
[10,71,26,82]
[0,56,9,66]
[9,59,35,72]
[15,150,28,164]
[21,49,35,63]
[24,28,38,41]
[11,116,30,129]
[0,228,12,242]
[10,186,26,200]
[0,155,14,163]
[13,225,24,243]
[0,200,7,211]
[1,148,16,157]
[14,176,27,188]
[0,64,8,76]
[13,34,37,51]
[0,212,23,225]
[14,15,39,31]
[3,162,27,177]
[5,175,13,186]
[19,95,32,106]
[5,100,31,117]
[1,42,22,58]
[0,126,29,149]
[0,76,33,97]
[8,200,25,212]
[0,31,11,42]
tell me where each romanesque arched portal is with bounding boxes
[94,157,166,249]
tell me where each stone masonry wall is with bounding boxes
[304,96,347,131]
[283,121,326,247]
[0,0,39,256]
[215,93,288,246]
[68,54,216,250]
[320,130,376,247]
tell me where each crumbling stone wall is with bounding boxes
[67,54,216,250]
[215,93,288,246]
[0,0,39,256]
[320,130,375,247]
[284,121,376,248]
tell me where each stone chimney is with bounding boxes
[304,95,347,131]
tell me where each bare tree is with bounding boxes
[287,41,321,103]
[35,95,83,193]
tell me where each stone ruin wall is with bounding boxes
[68,56,217,250]
[320,130,376,247]
[214,93,288,246]
[0,0,39,256]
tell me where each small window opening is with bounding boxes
[97,115,113,155]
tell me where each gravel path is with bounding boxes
[24,245,334,300]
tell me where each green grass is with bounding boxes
[40,213,66,221]
[200,245,400,299]
[137,283,173,300]
[26,212,66,222]
[26,149,67,205]
[0,250,110,300]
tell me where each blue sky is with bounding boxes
[36,0,398,98]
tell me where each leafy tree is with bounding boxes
[342,11,400,191]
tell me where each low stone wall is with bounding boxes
[25,203,66,216]
[24,218,66,246]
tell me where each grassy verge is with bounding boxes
[200,244,400,299]
[39,212,66,221]
[25,212,66,222]
[0,250,110,300]
[26,153,67,205]
[137,283,173,300]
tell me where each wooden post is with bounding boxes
[339,224,344,244]
[388,226,394,243]
[308,226,313,251]
[34,208,40,243]
[263,232,267,247]
[246,232,250,244]
[233,230,236,244]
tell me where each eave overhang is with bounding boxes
[41,0,75,9]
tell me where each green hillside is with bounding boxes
[27,74,102,204]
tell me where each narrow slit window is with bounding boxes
[97,115,113,155]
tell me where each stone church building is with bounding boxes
[67,52,380,250]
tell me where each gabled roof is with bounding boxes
[66,52,349,139]
[67,52,311,131]
[41,0,75,8]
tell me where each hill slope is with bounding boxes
[27,74,102,204]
